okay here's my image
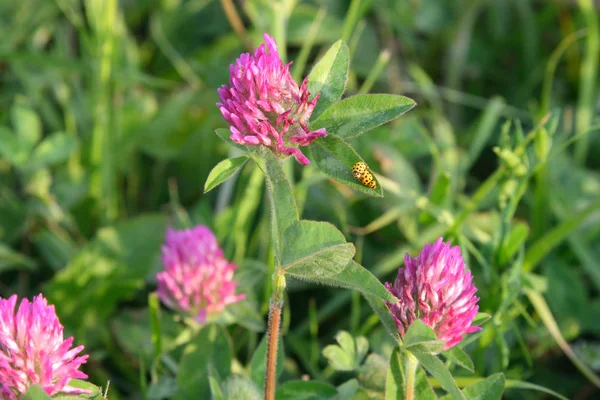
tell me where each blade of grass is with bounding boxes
[526,289,600,389]
[150,14,202,89]
[270,0,296,63]
[219,0,253,51]
[445,0,485,123]
[433,377,569,400]
[523,197,600,272]
[87,0,119,222]
[447,167,506,236]
[347,19,366,58]
[358,49,390,94]
[231,166,265,264]
[540,30,586,117]
[464,96,504,171]
[551,199,600,291]
[292,8,326,82]
[341,0,372,42]
[574,0,599,165]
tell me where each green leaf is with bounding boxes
[32,229,75,271]
[404,320,437,345]
[310,94,416,140]
[147,376,178,400]
[215,128,247,151]
[440,374,505,400]
[355,337,369,365]
[411,350,467,400]
[249,146,299,266]
[404,320,444,354]
[498,222,529,265]
[138,89,196,160]
[358,353,388,391]
[313,260,398,302]
[28,132,78,170]
[413,359,438,400]
[463,373,504,400]
[23,385,52,400]
[111,309,182,368]
[322,331,368,371]
[53,379,105,399]
[0,186,27,243]
[365,294,400,341]
[307,40,350,120]
[11,99,41,152]
[323,343,355,371]
[275,381,338,400]
[420,172,451,224]
[208,366,225,400]
[204,156,249,193]
[281,220,355,278]
[0,126,29,166]
[250,333,284,389]
[334,379,359,400]
[504,379,569,400]
[176,325,232,399]
[310,135,383,197]
[473,313,492,326]
[222,375,262,400]
[0,242,37,273]
[443,346,475,372]
[44,215,167,344]
[208,376,225,400]
[213,299,265,332]
[385,348,404,400]
[385,348,436,400]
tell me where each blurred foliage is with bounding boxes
[0,0,599,399]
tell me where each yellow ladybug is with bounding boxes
[352,161,377,189]
[352,161,367,179]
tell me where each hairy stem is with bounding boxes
[405,352,419,400]
[265,298,282,400]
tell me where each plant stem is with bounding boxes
[219,0,253,51]
[265,272,286,399]
[265,297,282,400]
[405,351,419,400]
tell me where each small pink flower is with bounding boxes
[156,226,245,323]
[385,238,481,350]
[0,294,90,399]
[217,33,326,165]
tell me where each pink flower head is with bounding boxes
[0,294,90,399]
[217,33,327,165]
[385,238,481,350]
[156,226,246,323]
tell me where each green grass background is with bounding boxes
[1,0,599,399]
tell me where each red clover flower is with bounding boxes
[385,238,481,350]
[156,226,245,323]
[0,294,90,399]
[217,33,326,165]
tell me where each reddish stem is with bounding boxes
[265,300,282,400]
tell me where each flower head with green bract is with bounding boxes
[217,33,326,165]
[0,294,90,399]
[385,238,481,350]
[156,226,245,323]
